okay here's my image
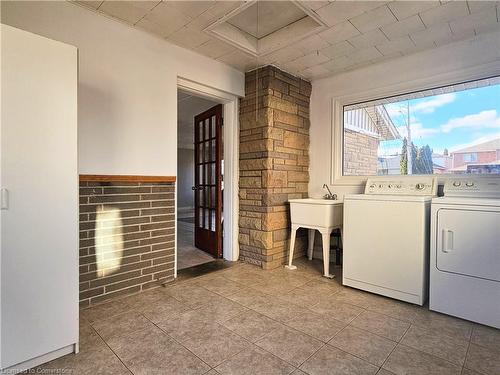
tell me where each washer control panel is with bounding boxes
[364,177,437,196]
[444,176,500,198]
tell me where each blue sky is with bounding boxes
[379,82,500,156]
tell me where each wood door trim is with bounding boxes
[194,104,223,258]
[79,174,176,183]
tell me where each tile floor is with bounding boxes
[177,219,214,270]
[39,258,499,375]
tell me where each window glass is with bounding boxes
[343,77,500,176]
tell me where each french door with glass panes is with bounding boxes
[193,104,223,258]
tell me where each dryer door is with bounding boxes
[436,208,500,282]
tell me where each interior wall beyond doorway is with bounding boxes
[177,148,195,213]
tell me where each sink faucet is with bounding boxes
[322,184,337,200]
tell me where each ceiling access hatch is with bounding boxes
[205,0,328,57]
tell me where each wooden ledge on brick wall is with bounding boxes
[79,175,176,183]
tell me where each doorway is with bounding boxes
[177,89,222,270]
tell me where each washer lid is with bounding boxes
[345,194,433,203]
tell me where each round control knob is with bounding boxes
[378,184,383,188]
[370,184,376,188]
[453,181,461,187]
[388,184,393,188]
[415,183,424,190]
[396,184,402,188]
[466,182,474,187]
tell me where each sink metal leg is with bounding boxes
[285,225,298,270]
[321,230,335,279]
[307,229,315,260]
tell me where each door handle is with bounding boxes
[191,186,203,191]
[1,188,8,210]
[442,229,454,253]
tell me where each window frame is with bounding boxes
[330,69,500,187]
[463,153,478,162]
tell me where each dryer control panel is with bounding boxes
[364,177,437,196]
[444,176,500,198]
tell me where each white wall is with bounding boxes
[1,1,244,176]
[177,148,194,210]
[309,31,500,199]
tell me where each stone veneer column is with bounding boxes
[239,66,311,270]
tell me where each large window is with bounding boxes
[342,77,500,176]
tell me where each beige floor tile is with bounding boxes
[222,310,284,342]
[91,310,154,341]
[377,370,396,375]
[122,287,191,323]
[300,345,379,375]
[279,282,340,306]
[181,323,251,367]
[252,297,312,323]
[107,325,210,374]
[156,309,217,342]
[329,326,396,366]
[194,295,249,323]
[165,283,222,309]
[255,325,323,367]
[464,343,500,375]
[37,345,132,375]
[366,297,421,323]
[215,345,296,375]
[310,299,365,324]
[383,344,462,375]
[461,369,484,375]
[286,310,345,342]
[199,275,245,297]
[330,288,384,309]
[79,320,106,351]
[80,297,133,323]
[401,325,469,365]
[411,309,473,341]
[303,278,343,293]
[122,287,172,308]
[471,324,500,351]
[351,311,410,342]
[250,278,303,296]
[226,287,271,308]
[222,268,266,285]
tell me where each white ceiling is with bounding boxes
[178,90,218,150]
[227,1,307,38]
[72,0,500,80]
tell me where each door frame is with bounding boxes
[176,77,240,277]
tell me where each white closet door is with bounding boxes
[1,24,78,369]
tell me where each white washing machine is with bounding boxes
[343,177,437,305]
[430,176,500,328]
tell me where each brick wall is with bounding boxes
[343,129,379,176]
[452,150,497,168]
[239,66,311,270]
[79,179,175,307]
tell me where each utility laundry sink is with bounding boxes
[289,198,343,228]
[286,198,343,278]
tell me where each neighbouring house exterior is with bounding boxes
[344,105,400,175]
[449,138,500,174]
[378,154,401,175]
[432,152,453,173]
